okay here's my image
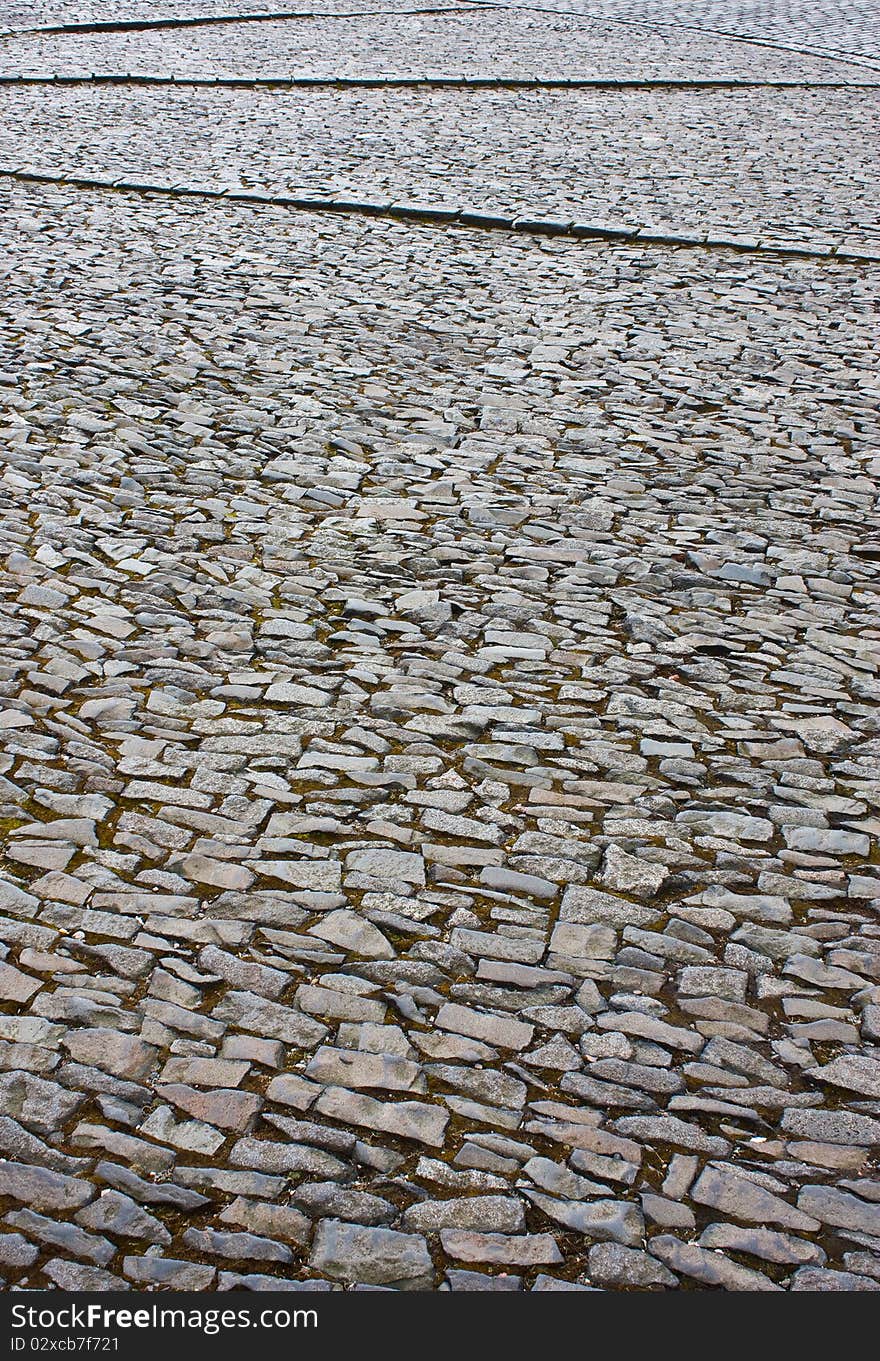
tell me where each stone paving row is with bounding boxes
[1,178,879,1291]
[1,1,407,29]
[4,169,877,268]
[1,84,877,253]
[1,11,873,82]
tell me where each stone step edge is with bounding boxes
[1,7,478,39]
[2,165,878,265]
[1,73,877,91]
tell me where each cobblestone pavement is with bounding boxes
[1,1,879,1294]
[3,84,878,253]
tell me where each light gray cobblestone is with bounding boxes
[0,0,878,1295]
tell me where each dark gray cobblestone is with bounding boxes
[1,182,879,1291]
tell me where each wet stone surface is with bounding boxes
[0,0,879,1295]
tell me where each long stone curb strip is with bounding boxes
[2,165,878,264]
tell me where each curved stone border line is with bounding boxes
[6,1,877,75]
[1,72,876,91]
[0,7,481,39]
[467,2,880,73]
[3,165,878,264]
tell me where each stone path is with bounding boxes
[1,0,878,1294]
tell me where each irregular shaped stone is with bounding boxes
[1,1160,94,1211]
[588,1242,677,1288]
[305,1047,423,1093]
[614,1116,730,1156]
[0,961,41,1004]
[219,1196,312,1247]
[599,846,669,899]
[436,1003,534,1051]
[213,990,328,1045]
[230,1138,349,1177]
[310,1221,432,1288]
[182,1227,293,1264]
[798,1185,880,1238]
[440,1230,563,1267]
[123,1256,216,1289]
[76,1189,171,1244]
[699,1223,825,1266]
[157,1084,262,1132]
[791,1267,880,1291]
[345,849,425,886]
[402,1195,524,1234]
[6,1208,115,1266]
[43,1260,128,1292]
[523,1191,644,1246]
[0,1071,84,1133]
[308,910,394,959]
[806,1055,880,1100]
[62,1029,158,1081]
[0,1231,39,1268]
